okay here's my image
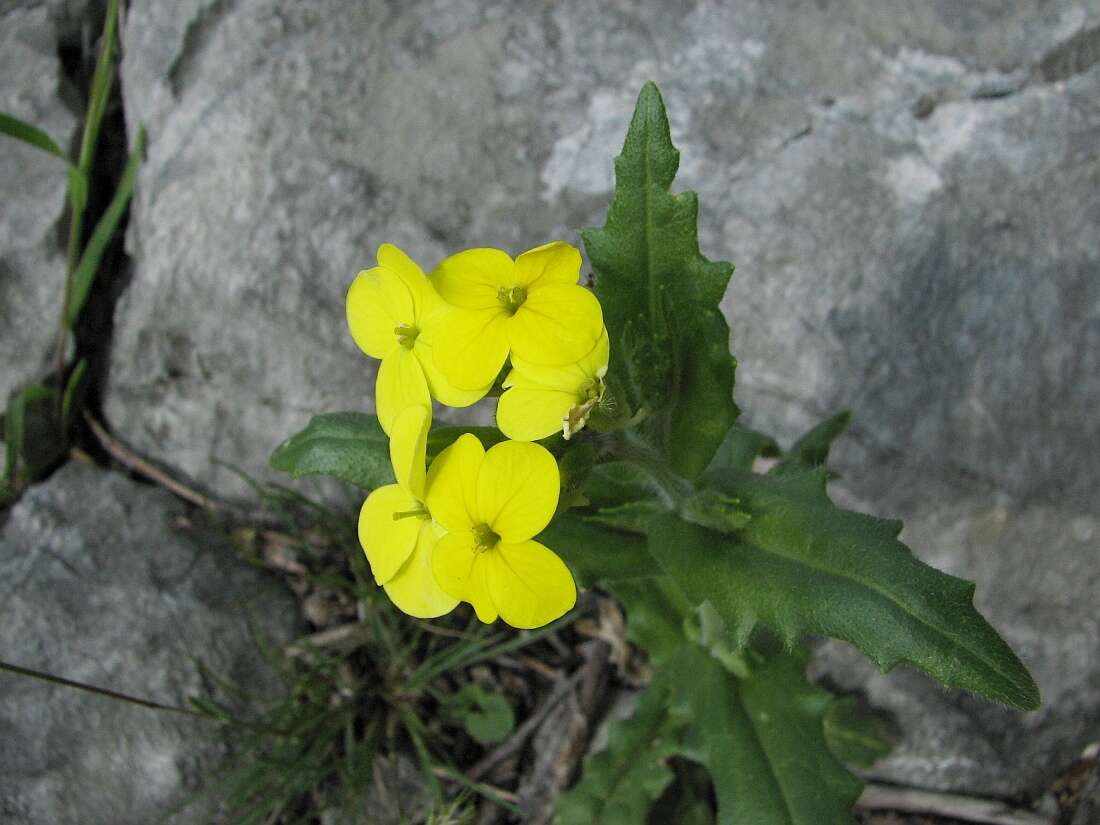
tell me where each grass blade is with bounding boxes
[65,126,144,326]
[61,358,89,425]
[3,390,28,482]
[0,112,69,161]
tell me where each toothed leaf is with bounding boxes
[647,470,1040,711]
[583,82,737,478]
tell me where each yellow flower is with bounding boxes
[358,406,458,618]
[346,244,492,435]
[497,328,610,441]
[431,241,604,391]
[425,435,576,629]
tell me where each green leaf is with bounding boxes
[3,389,27,482]
[61,358,89,426]
[648,471,1040,710]
[823,697,894,769]
[605,576,692,667]
[708,424,780,472]
[772,411,851,475]
[580,461,655,508]
[671,645,863,825]
[270,412,393,489]
[583,82,737,478]
[556,669,688,825]
[442,685,515,745]
[425,425,504,461]
[541,513,660,587]
[76,0,119,179]
[586,499,663,534]
[0,112,70,161]
[67,166,88,219]
[66,127,144,327]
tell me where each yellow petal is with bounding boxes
[378,243,446,326]
[424,433,485,533]
[496,384,576,441]
[432,531,498,623]
[487,540,577,629]
[358,485,423,585]
[513,241,582,289]
[375,348,431,436]
[346,267,414,359]
[377,243,426,285]
[510,327,610,390]
[414,313,493,407]
[475,440,559,542]
[432,247,515,310]
[389,405,430,499]
[432,306,511,391]
[507,283,603,366]
[383,521,459,618]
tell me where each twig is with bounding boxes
[431,766,519,804]
[283,622,376,659]
[466,671,582,782]
[83,411,222,511]
[857,783,1053,825]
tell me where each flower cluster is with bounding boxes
[347,242,610,628]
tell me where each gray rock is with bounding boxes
[0,462,300,825]
[719,58,1100,512]
[104,0,1099,798]
[0,5,77,402]
[1072,760,1100,825]
[109,0,1099,500]
[811,476,1100,798]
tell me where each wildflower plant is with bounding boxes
[272,83,1039,824]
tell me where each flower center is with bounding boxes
[392,504,429,521]
[496,285,527,314]
[395,323,420,349]
[563,371,608,440]
[472,523,501,552]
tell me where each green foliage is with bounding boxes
[557,671,687,825]
[823,697,894,769]
[560,643,863,825]
[441,684,515,745]
[1,0,141,495]
[268,80,1039,824]
[270,412,394,489]
[584,82,738,478]
[707,424,781,472]
[672,645,864,825]
[0,111,70,161]
[771,410,851,476]
[648,472,1039,710]
[66,127,145,326]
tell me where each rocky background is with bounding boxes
[2,0,1098,822]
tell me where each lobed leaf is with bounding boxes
[671,645,863,825]
[270,412,393,489]
[648,471,1040,710]
[583,82,737,478]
